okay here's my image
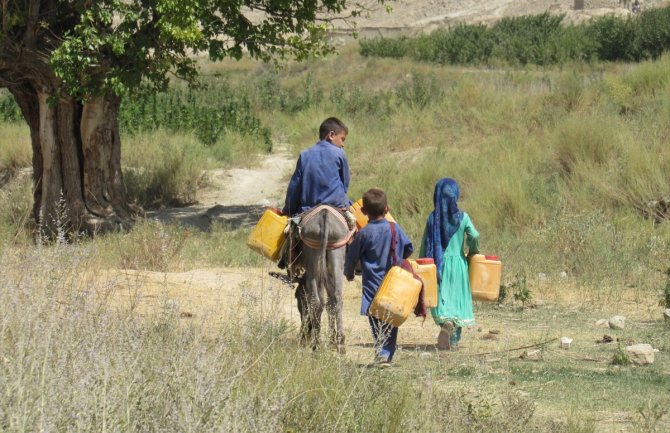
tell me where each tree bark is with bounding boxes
[8,83,137,236]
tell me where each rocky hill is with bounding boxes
[330,0,667,38]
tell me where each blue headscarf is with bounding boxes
[424,178,463,282]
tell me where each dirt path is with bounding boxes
[147,145,295,231]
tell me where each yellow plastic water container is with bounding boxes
[369,266,422,327]
[350,198,396,230]
[247,208,288,261]
[411,258,438,308]
[469,254,502,302]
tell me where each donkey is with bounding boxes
[295,205,353,352]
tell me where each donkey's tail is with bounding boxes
[316,210,329,303]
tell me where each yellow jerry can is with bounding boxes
[469,254,502,302]
[349,198,396,230]
[369,266,422,327]
[411,258,438,308]
[247,208,288,261]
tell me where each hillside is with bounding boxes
[330,0,667,37]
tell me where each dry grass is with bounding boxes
[1,240,668,432]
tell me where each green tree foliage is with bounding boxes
[31,0,378,97]
[0,0,383,234]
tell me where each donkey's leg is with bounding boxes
[295,279,312,346]
[326,248,346,354]
[303,246,325,350]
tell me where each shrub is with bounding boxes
[359,36,409,58]
[394,72,443,109]
[359,6,670,66]
[0,92,22,122]
[491,13,567,66]
[635,6,670,60]
[584,15,637,62]
[433,24,494,65]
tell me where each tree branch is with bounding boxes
[475,338,558,356]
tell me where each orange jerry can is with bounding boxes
[247,208,288,261]
[349,198,396,230]
[411,258,438,308]
[469,254,502,302]
[369,266,422,327]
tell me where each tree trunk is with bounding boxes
[9,83,137,236]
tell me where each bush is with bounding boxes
[359,6,670,66]
[0,92,22,122]
[491,13,567,66]
[432,24,494,65]
[359,36,409,58]
[584,15,637,62]
[635,7,670,60]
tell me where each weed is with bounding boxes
[506,273,532,308]
[634,399,669,433]
[612,343,631,366]
[394,72,442,109]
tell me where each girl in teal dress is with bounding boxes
[420,178,479,350]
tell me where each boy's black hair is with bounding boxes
[362,187,387,219]
[319,117,348,140]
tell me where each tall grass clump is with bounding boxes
[0,123,31,181]
[122,131,208,208]
[0,176,32,243]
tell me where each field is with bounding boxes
[2,6,670,432]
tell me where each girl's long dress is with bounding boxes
[422,212,479,327]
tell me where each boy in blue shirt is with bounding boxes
[278,117,355,341]
[282,117,352,216]
[344,187,414,367]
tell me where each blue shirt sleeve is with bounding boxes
[344,234,362,280]
[341,154,352,207]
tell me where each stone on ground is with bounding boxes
[625,344,655,365]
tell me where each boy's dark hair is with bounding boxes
[362,187,387,219]
[319,117,348,140]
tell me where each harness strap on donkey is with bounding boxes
[299,205,355,250]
